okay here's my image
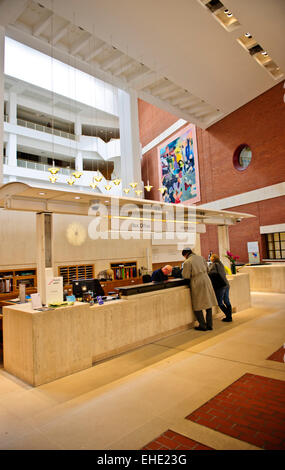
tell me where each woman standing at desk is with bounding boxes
[182,248,217,331]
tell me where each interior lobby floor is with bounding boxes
[0,292,284,451]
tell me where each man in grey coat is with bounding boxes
[182,248,217,331]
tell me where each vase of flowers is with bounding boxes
[225,251,239,275]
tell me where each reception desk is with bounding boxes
[2,274,251,386]
[240,265,285,293]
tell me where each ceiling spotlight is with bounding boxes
[245,32,252,38]
[261,51,268,56]
[39,192,46,195]
[227,12,233,17]
[224,9,229,14]
[74,196,81,200]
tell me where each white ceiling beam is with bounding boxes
[101,50,124,70]
[33,11,53,37]
[187,103,211,113]
[70,33,91,55]
[85,43,108,62]
[168,92,188,106]
[157,84,179,99]
[194,108,218,118]
[127,66,151,83]
[113,59,135,76]
[0,0,27,27]
[179,98,201,109]
[162,88,185,100]
[129,70,159,90]
[171,94,195,106]
[51,22,71,45]
[148,81,174,96]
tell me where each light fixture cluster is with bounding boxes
[48,167,167,198]
[199,0,283,80]
[201,1,240,31]
[237,33,283,80]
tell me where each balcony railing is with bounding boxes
[4,115,76,140]
[17,159,71,175]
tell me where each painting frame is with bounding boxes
[157,124,201,205]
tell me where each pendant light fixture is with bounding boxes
[49,164,59,175]
[49,174,58,184]
[89,181,98,189]
[158,186,167,194]
[144,182,153,192]
[123,188,131,194]
[72,171,83,179]
[129,182,138,189]
[67,176,76,185]
[94,171,102,182]
[112,177,121,186]
[135,189,143,196]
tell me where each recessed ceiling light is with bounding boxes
[224,9,229,14]
[227,12,233,17]
[245,32,252,38]
[262,51,268,56]
[74,196,81,200]
[39,192,46,195]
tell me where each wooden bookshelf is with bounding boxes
[110,262,138,280]
[0,268,37,302]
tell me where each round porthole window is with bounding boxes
[233,144,252,171]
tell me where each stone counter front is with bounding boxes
[240,265,285,293]
[3,273,251,386]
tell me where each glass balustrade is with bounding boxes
[17,159,70,175]
[9,118,76,140]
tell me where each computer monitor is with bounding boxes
[72,279,105,298]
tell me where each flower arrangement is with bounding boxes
[225,251,239,274]
[225,251,239,264]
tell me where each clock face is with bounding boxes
[66,223,87,246]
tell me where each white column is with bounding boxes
[7,91,17,124]
[74,116,82,138]
[7,134,17,167]
[6,91,18,166]
[218,225,230,268]
[118,88,142,190]
[193,233,201,255]
[75,150,83,171]
[0,26,4,186]
[36,212,54,306]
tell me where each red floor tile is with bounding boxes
[267,346,285,363]
[141,430,214,450]
[186,373,285,450]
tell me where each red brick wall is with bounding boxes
[197,82,285,204]
[138,83,285,263]
[138,99,178,148]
